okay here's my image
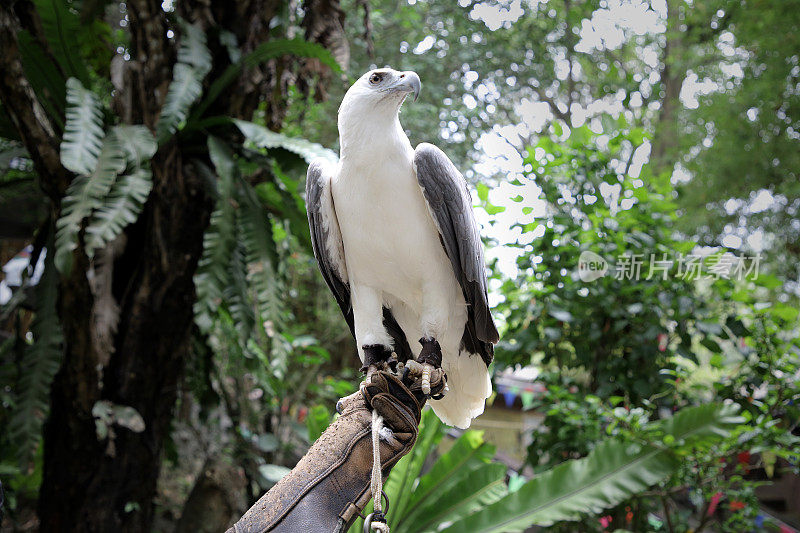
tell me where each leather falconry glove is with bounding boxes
[226,368,445,533]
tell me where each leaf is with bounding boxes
[177,21,212,72]
[56,131,126,273]
[32,0,90,83]
[548,309,573,323]
[476,182,489,202]
[235,120,338,164]
[84,167,153,257]
[238,182,281,325]
[60,78,104,175]
[156,22,212,142]
[405,464,507,533]
[7,242,63,464]
[400,430,495,521]
[193,139,238,333]
[306,405,331,443]
[195,38,341,120]
[18,30,66,119]
[386,409,445,523]
[112,125,157,166]
[256,433,279,453]
[442,403,743,532]
[156,64,206,142]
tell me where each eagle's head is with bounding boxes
[338,68,421,138]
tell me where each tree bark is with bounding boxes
[650,0,684,174]
[0,0,346,530]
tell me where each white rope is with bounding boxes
[370,409,390,532]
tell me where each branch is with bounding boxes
[534,85,570,123]
[0,3,70,199]
[356,0,375,59]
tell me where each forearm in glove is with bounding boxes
[226,368,444,533]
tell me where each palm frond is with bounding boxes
[60,78,104,175]
[223,241,255,341]
[177,21,213,72]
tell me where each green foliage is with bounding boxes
[60,78,104,175]
[443,404,743,533]
[196,38,342,120]
[496,123,729,401]
[31,0,90,84]
[56,109,157,272]
[156,22,213,142]
[681,1,800,278]
[235,120,338,164]
[84,167,152,255]
[4,244,63,464]
[350,410,506,533]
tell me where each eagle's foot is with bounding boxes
[403,360,447,398]
[406,337,447,397]
[361,344,395,375]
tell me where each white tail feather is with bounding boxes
[430,350,492,429]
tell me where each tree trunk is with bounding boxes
[650,0,684,174]
[38,153,213,530]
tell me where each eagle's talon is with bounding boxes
[421,363,433,395]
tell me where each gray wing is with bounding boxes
[306,159,414,361]
[306,159,353,336]
[414,143,499,366]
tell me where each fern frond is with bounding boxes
[195,38,340,119]
[60,78,104,175]
[7,248,63,464]
[234,119,338,164]
[224,241,255,341]
[177,21,213,73]
[193,138,238,333]
[85,168,153,256]
[112,125,157,166]
[32,0,89,83]
[56,131,126,273]
[156,22,212,142]
[238,185,282,328]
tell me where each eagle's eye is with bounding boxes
[369,73,384,85]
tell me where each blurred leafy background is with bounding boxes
[0,0,798,532]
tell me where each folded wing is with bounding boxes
[413,143,500,365]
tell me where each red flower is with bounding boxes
[737,451,751,465]
[729,500,746,511]
[657,333,668,352]
[707,492,723,516]
[599,515,613,529]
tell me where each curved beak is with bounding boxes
[392,71,421,102]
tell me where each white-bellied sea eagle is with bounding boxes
[306,68,499,428]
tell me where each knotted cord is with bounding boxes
[369,409,390,532]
